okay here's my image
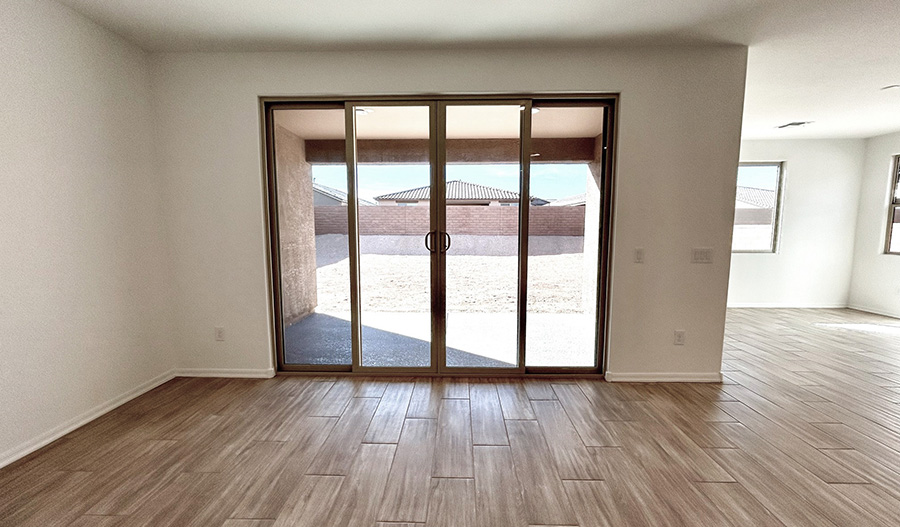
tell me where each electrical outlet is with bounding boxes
[691,247,713,264]
[674,330,686,346]
[634,247,645,264]
[215,326,225,342]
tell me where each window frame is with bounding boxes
[732,161,785,254]
[884,155,900,255]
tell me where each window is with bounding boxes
[732,163,783,252]
[886,156,900,254]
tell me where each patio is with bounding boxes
[284,311,596,368]
[284,252,597,368]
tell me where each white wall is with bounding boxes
[849,131,900,317]
[0,0,175,466]
[728,139,865,307]
[151,46,747,381]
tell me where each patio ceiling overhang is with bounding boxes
[274,104,604,164]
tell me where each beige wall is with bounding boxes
[729,139,865,307]
[274,125,318,325]
[1,0,175,466]
[849,131,900,317]
[151,45,747,380]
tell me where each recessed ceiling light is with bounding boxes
[530,153,541,157]
[880,84,900,91]
[776,121,813,129]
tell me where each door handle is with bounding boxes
[442,232,451,252]
[425,231,436,253]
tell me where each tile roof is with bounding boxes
[735,186,776,209]
[313,182,375,205]
[547,193,586,206]
[375,180,521,202]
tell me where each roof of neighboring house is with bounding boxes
[735,186,776,209]
[313,182,375,205]
[547,193,586,207]
[375,180,524,202]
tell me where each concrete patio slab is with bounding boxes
[284,311,596,368]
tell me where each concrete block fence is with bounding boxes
[314,205,586,236]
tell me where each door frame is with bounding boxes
[261,93,618,376]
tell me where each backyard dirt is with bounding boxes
[316,254,586,313]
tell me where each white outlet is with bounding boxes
[215,326,225,341]
[634,247,645,264]
[674,330,686,346]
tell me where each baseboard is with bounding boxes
[0,369,177,470]
[847,304,900,320]
[726,302,848,309]
[175,368,276,379]
[605,371,723,383]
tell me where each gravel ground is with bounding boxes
[315,253,587,313]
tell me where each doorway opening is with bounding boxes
[263,95,617,374]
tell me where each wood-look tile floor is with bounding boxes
[3,308,900,526]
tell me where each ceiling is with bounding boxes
[57,0,900,139]
[274,105,605,139]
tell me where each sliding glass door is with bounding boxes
[348,103,437,371]
[267,96,613,374]
[440,102,529,371]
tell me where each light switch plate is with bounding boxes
[691,247,713,264]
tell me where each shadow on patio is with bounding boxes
[284,313,515,368]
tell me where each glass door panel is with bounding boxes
[442,104,525,369]
[272,107,352,367]
[351,104,435,369]
[525,104,605,367]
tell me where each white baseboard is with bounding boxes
[726,302,848,309]
[0,369,177,470]
[175,368,276,379]
[847,304,900,320]
[605,371,723,383]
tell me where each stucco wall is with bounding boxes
[275,125,318,325]
[582,136,604,320]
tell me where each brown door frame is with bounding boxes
[261,93,618,376]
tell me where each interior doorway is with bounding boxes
[264,95,616,374]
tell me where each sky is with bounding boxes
[736,164,780,191]
[312,163,590,202]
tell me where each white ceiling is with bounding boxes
[58,0,900,139]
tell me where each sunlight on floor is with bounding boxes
[818,322,900,336]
